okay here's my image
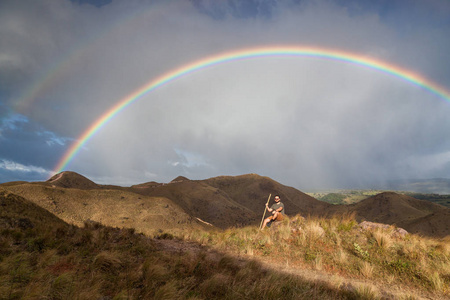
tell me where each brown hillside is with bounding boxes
[0,189,68,231]
[398,209,450,237]
[204,174,331,217]
[3,183,207,235]
[0,181,29,187]
[130,179,257,229]
[4,172,449,237]
[47,171,100,189]
[328,192,450,237]
[130,174,331,229]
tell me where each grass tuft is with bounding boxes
[352,283,379,300]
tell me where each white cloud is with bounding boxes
[0,159,51,175]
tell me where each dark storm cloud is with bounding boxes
[1,0,450,190]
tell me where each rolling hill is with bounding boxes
[4,188,447,299]
[47,170,101,189]
[130,179,258,229]
[130,174,331,229]
[1,175,207,235]
[1,172,448,299]
[1,171,449,237]
[327,192,450,237]
[0,190,69,232]
[204,174,331,217]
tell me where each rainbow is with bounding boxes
[12,3,164,113]
[52,46,450,175]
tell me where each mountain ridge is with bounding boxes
[2,171,449,237]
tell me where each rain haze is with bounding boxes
[1,0,450,190]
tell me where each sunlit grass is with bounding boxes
[1,206,449,299]
[184,214,450,298]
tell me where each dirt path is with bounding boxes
[47,172,63,183]
[152,238,441,300]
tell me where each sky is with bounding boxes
[1,0,450,190]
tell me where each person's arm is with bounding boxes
[272,206,280,214]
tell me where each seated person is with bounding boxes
[261,195,285,229]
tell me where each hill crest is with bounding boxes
[47,171,100,189]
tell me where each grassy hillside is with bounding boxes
[1,184,205,235]
[1,190,448,299]
[131,179,258,229]
[0,190,68,233]
[131,173,332,228]
[184,215,450,299]
[0,192,450,299]
[204,174,331,217]
[325,192,450,238]
[3,172,450,238]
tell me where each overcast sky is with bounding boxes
[1,0,450,190]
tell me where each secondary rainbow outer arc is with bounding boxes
[52,46,450,175]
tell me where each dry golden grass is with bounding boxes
[184,214,450,299]
[1,218,366,299]
[359,261,374,278]
[353,283,379,299]
[1,190,449,299]
[371,228,393,251]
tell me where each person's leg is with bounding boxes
[261,216,273,229]
[272,211,279,221]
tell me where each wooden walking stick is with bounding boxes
[259,194,271,230]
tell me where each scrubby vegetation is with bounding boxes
[184,215,450,299]
[1,188,449,299]
[0,218,377,299]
